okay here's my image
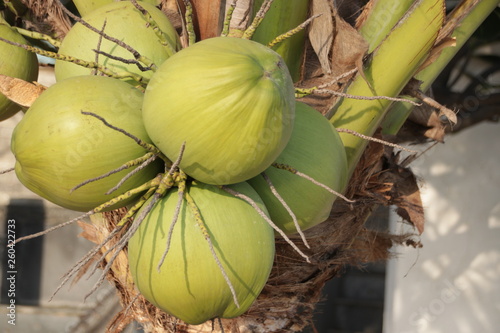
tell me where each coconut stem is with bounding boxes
[80,111,168,163]
[85,182,171,300]
[70,152,157,193]
[261,172,309,249]
[295,86,421,106]
[271,163,355,204]
[115,186,158,228]
[336,129,419,153]
[92,20,107,76]
[92,49,154,72]
[0,37,148,84]
[221,0,238,37]
[130,0,177,54]
[182,0,197,45]
[156,182,184,272]
[14,212,91,244]
[12,26,61,48]
[267,14,320,48]
[105,153,159,195]
[241,0,273,40]
[0,167,14,174]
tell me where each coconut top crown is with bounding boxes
[143,36,296,185]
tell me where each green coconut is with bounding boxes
[11,75,162,212]
[248,101,348,234]
[55,1,180,84]
[0,21,39,121]
[73,0,161,17]
[128,181,275,325]
[142,36,295,185]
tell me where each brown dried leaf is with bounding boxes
[330,7,369,79]
[0,74,45,108]
[191,0,224,40]
[77,220,100,244]
[382,154,425,234]
[408,100,448,143]
[309,0,334,74]
[355,0,374,29]
[417,37,457,72]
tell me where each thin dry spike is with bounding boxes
[157,183,185,272]
[336,128,419,153]
[242,0,274,40]
[71,152,156,193]
[221,0,238,37]
[271,163,355,204]
[89,185,166,278]
[86,147,184,297]
[220,185,310,263]
[85,189,163,299]
[80,111,165,158]
[92,20,107,75]
[261,172,309,249]
[166,142,186,175]
[50,226,124,301]
[218,318,225,333]
[155,145,186,270]
[121,293,141,318]
[130,0,176,53]
[184,191,240,308]
[116,185,159,227]
[295,87,422,106]
[318,89,422,106]
[268,14,321,48]
[105,153,158,195]
[0,37,147,84]
[318,68,358,89]
[92,50,152,72]
[93,177,160,216]
[57,0,157,71]
[15,212,92,244]
[1,167,14,175]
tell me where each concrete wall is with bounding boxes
[384,121,500,333]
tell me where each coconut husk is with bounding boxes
[18,0,72,39]
[77,136,422,333]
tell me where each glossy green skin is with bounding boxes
[0,23,39,121]
[73,0,161,17]
[248,102,348,234]
[55,2,180,84]
[128,182,275,325]
[11,75,161,212]
[142,37,295,185]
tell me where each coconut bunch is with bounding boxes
[2,0,495,331]
[2,0,350,327]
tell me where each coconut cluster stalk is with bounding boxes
[357,0,414,53]
[328,0,445,178]
[381,0,500,134]
[250,0,310,82]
